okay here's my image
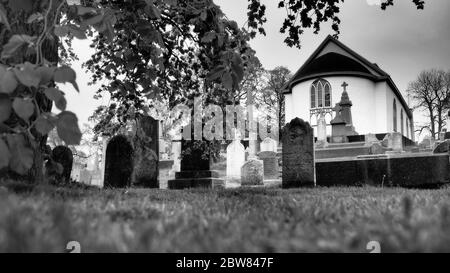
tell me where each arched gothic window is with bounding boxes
[393,99,398,132]
[311,79,331,109]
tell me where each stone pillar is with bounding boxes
[282,118,315,188]
[132,116,159,188]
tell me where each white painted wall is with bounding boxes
[285,76,412,138]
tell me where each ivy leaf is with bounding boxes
[0,94,12,123]
[12,97,34,122]
[0,138,11,169]
[44,87,67,111]
[54,66,79,92]
[44,87,63,102]
[1,35,36,59]
[37,66,55,85]
[57,111,82,145]
[6,133,34,175]
[27,13,44,24]
[13,62,41,88]
[0,66,18,94]
[55,96,67,111]
[0,4,11,30]
[34,113,57,135]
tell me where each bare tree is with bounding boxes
[407,69,450,139]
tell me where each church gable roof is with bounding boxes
[284,35,412,118]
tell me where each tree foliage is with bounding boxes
[247,0,425,48]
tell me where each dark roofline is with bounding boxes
[284,35,412,119]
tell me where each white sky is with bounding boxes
[65,0,450,137]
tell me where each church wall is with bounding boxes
[287,76,396,137]
[385,84,411,138]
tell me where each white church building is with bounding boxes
[284,35,414,141]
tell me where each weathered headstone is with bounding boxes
[316,116,328,148]
[226,140,245,180]
[258,151,279,179]
[241,159,264,186]
[51,146,73,183]
[133,116,159,188]
[168,140,224,189]
[260,137,277,153]
[382,132,403,152]
[104,135,134,188]
[79,169,92,185]
[369,143,384,155]
[419,136,433,150]
[171,141,181,172]
[282,118,315,188]
[159,159,174,189]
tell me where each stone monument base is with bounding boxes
[168,170,224,189]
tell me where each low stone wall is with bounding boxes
[316,153,450,188]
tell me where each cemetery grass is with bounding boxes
[1,181,450,252]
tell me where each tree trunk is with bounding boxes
[428,107,436,139]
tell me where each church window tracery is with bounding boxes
[311,79,332,109]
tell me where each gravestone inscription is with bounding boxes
[282,118,315,188]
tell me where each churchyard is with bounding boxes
[0,0,449,254]
[2,182,450,252]
[2,107,450,252]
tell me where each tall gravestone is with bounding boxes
[104,135,134,188]
[168,140,224,189]
[226,140,245,180]
[133,116,159,188]
[51,146,73,183]
[282,118,315,188]
[316,115,328,148]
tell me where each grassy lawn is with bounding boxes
[1,182,450,252]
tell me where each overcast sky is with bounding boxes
[67,0,450,134]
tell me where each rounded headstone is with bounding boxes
[104,135,134,188]
[258,151,279,179]
[51,146,73,183]
[241,159,264,186]
[281,118,315,188]
[226,140,245,179]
